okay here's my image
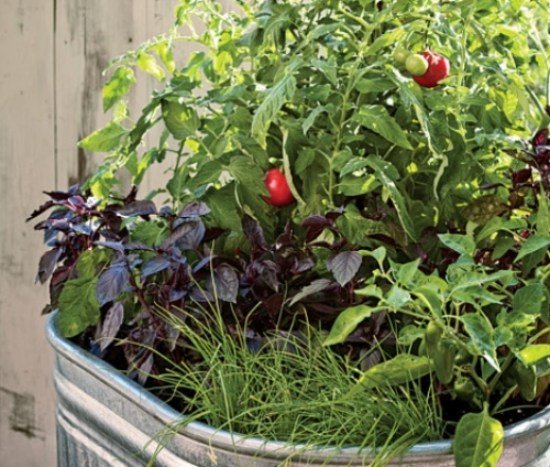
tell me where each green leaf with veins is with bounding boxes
[453,407,504,467]
[58,278,101,338]
[461,313,500,372]
[353,105,413,150]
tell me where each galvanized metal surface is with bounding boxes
[47,314,550,467]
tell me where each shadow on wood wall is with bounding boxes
[0,1,190,465]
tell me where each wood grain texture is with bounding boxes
[1,1,237,465]
[0,1,57,466]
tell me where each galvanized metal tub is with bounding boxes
[46,313,550,467]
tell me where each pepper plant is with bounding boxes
[32,1,549,466]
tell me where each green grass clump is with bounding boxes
[151,305,445,464]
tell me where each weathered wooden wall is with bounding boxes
[0,1,186,465]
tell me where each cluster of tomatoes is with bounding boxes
[394,46,450,88]
[263,47,450,208]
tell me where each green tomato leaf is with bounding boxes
[354,105,413,150]
[229,157,269,196]
[78,122,128,153]
[58,277,101,338]
[102,66,136,112]
[365,155,417,240]
[461,313,500,372]
[137,52,166,81]
[302,107,325,134]
[515,235,550,262]
[453,408,504,467]
[161,100,200,140]
[251,72,297,148]
[323,305,383,346]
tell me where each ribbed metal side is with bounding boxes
[46,314,550,466]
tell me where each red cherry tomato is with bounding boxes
[264,168,294,207]
[413,50,450,88]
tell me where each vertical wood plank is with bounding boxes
[0,1,57,466]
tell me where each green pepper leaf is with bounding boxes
[323,305,384,346]
[453,407,504,467]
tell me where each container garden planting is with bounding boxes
[31,1,550,466]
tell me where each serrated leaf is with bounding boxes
[229,157,269,195]
[302,107,325,134]
[102,66,136,112]
[515,235,550,262]
[137,52,165,81]
[324,305,383,346]
[161,100,200,140]
[327,251,362,286]
[58,277,100,337]
[365,155,416,240]
[295,148,317,175]
[354,105,413,150]
[252,73,297,147]
[78,122,127,153]
[453,408,504,467]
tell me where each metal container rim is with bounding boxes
[46,312,550,460]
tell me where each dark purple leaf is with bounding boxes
[124,242,155,252]
[114,200,157,217]
[36,248,62,284]
[97,302,124,351]
[193,256,213,273]
[142,256,171,277]
[70,223,93,235]
[262,293,284,316]
[243,215,268,251]
[27,200,55,221]
[275,222,295,249]
[189,287,214,302]
[290,257,315,274]
[290,279,333,305]
[178,201,211,218]
[212,264,239,303]
[301,215,333,242]
[161,219,203,250]
[175,219,205,250]
[532,128,548,149]
[253,260,280,292]
[203,227,225,242]
[96,260,131,306]
[327,251,362,286]
[169,289,187,302]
